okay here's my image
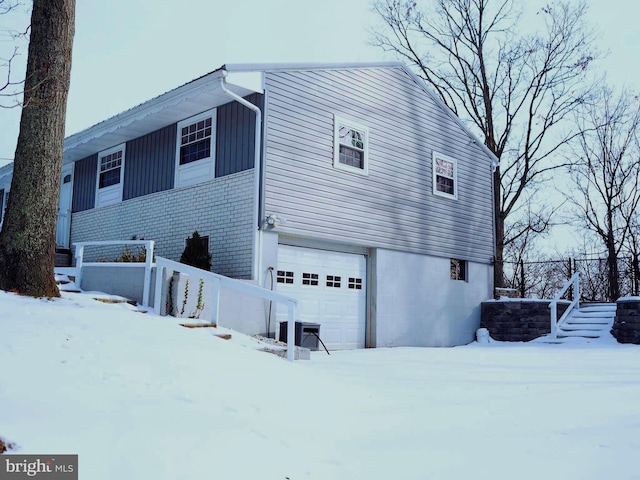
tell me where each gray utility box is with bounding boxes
[279,321,321,351]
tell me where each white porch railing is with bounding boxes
[549,272,580,339]
[73,240,155,307]
[154,257,299,361]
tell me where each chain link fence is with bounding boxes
[503,255,640,302]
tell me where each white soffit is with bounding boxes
[62,73,256,164]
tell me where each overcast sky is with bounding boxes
[0,0,638,166]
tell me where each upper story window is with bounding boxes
[433,152,458,200]
[334,115,369,175]
[95,144,125,208]
[99,150,123,188]
[180,117,212,165]
[175,109,217,188]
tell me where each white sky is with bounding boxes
[0,0,638,165]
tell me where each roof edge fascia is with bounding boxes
[223,61,405,73]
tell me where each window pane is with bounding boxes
[435,158,453,177]
[450,259,467,281]
[339,145,364,169]
[436,175,454,195]
[99,167,121,188]
[180,138,211,165]
[339,126,365,150]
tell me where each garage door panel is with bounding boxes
[276,245,366,350]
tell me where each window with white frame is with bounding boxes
[175,109,216,188]
[433,152,458,200]
[95,144,125,208]
[334,115,369,175]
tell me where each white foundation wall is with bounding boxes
[372,249,492,347]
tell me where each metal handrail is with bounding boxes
[73,240,155,307]
[153,257,299,361]
[548,272,580,339]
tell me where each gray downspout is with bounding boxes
[219,70,263,282]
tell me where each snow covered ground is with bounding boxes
[1,280,640,479]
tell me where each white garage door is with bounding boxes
[276,245,367,350]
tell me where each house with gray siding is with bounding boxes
[6,62,499,349]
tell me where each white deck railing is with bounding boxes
[549,272,580,339]
[154,257,299,361]
[73,240,155,307]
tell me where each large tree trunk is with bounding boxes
[0,0,75,297]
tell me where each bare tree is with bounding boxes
[568,87,640,301]
[371,0,598,288]
[0,0,27,108]
[0,0,75,297]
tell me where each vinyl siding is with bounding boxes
[263,67,495,264]
[216,93,263,177]
[71,154,97,213]
[123,124,176,200]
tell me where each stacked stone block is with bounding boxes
[611,299,640,344]
[481,300,568,342]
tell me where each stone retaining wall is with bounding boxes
[611,299,640,344]
[481,300,569,342]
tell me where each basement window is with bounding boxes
[450,259,467,281]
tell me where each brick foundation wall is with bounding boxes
[71,170,254,278]
[611,299,640,344]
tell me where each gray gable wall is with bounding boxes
[263,66,495,264]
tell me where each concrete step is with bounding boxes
[561,322,609,330]
[557,331,603,338]
[572,310,616,316]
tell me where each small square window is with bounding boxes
[334,115,369,175]
[450,259,467,281]
[326,275,342,288]
[433,152,458,200]
[302,273,319,286]
[348,277,363,290]
[277,271,294,284]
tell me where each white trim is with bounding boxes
[333,115,369,176]
[432,151,458,200]
[174,108,217,189]
[0,189,7,226]
[95,143,126,208]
